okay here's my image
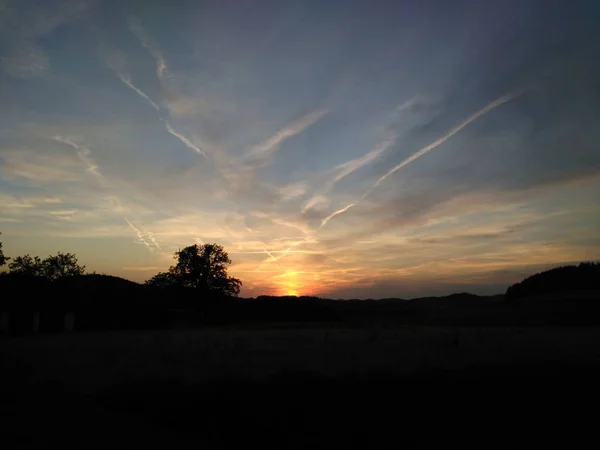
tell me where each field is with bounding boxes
[3,324,600,448]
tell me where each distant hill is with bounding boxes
[3,265,600,334]
[56,273,142,289]
[506,262,600,301]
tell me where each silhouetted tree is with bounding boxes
[505,262,600,301]
[42,252,86,280]
[8,255,44,276]
[145,271,179,288]
[0,233,8,267]
[8,252,85,280]
[146,243,242,296]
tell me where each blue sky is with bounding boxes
[1,0,599,298]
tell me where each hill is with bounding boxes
[506,262,600,301]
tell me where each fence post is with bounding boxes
[64,311,75,332]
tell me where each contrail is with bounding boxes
[372,91,521,189]
[53,135,161,251]
[245,108,329,161]
[125,218,153,250]
[52,136,108,186]
[320,202,357,227]
[165,122,207,157]
[147,232,162,250]
[320,90,524,228]
[327,132,397,191]
[304,98,416,216]
[303,132,396,215]
[106,60,160,111]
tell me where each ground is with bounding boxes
[2,324,600,448]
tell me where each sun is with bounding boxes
[279,270,302,297]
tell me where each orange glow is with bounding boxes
[275,270,304,297]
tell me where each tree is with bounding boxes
[145,271,178,289]
[0,233,8,267]
[146,243,242,296]
[42,252,86,280]
[8,252,85,280]
[8,255,44,276]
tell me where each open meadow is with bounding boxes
[3,324,600,448]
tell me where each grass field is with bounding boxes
[2,325,600,448]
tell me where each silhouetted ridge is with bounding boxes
[55,273,141,290]
[506,262,600,300]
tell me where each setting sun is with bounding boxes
[277,270,302,297]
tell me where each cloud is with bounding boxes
[0,0,95,78]
[243,108,329,165]
[2,1,599,296]
[1,40,50,79]
[301,97,426,216]
[372,90,525,189]
[52,135,107,186]
[165,122,207,157]
[326,132,396,191]
[0,193,61,209]
[128,17,169,85]
[127,16,199,119]
[320,90,525,227]
[0,148,84,183]
[51,135,163,251]
[302,195,329,214]
[278,182,307,200]
[124,218,157,250]
[105,51,160,111]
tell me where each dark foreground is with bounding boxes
[2,326,600,448]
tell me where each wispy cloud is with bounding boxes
[302,131,397,215]
[0,194,62,209]
[302,97,421,215]
[327,132,396,190]
[52,135,107,186]
[127,16,198,118]
[49,209,79,217]
[105,53,160,111]
[124,218,158,250]
[0,148,83,183]
[320,90,525,227]
[0,0,94,78]
[243,108,329,164]
[165,122,207,157]
[52,135,161,251]
[279,182,307,201]
[128,17,169,85]
[2,1,599,297]
[302,195,329,214]
[1,40,50,79]
[371,90,525,191]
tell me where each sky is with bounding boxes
[1,0,599,298]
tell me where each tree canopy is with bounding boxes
[505,262,600,300]
[7,252,86,280]
[146,243,242,297]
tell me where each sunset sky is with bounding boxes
[1,0,599,298]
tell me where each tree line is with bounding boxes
[0,232,241,297]
[505,262,600,301]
